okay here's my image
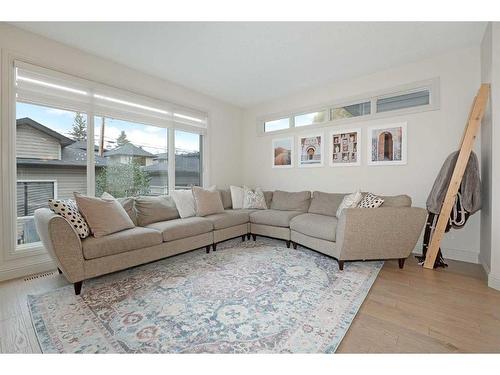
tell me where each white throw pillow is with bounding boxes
[357,193,385,208]
[171,190,196,218]
[243,186,267,209]
[230,185,245,209]
[48,199,90,239]
[336,190,363,218]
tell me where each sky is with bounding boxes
[16,102,200,154]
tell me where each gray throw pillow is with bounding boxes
[192,186,225,217]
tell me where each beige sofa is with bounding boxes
[34,189,426,295]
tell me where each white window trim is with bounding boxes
[257,78,440,136]
[1,51,209,262]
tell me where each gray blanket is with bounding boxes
[426,151,481,215]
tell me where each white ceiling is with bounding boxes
[13,22,486,108]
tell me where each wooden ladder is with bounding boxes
[423,84,490,269]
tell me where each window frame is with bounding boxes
[257,78,439,136]
[1,53,210,261]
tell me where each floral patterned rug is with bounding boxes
[28,238,382,353]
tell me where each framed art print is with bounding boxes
[367,122,407,165]
[272,137,294,168]
[298,133,324,167]
[329,128,361,167]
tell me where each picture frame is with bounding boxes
[367,122,407,166]
[298,133,324,167]
[272,136,294,168]
[329,128,361,167]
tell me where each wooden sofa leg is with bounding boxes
[286,240,291,248]
[57,267,62,274]
[292,242,297,249]
[398,258,406,269]
[338,260,344,271]
[205,245,210,254]
[241,235,246,242]
[213,243,217,252]
[251,234,256,241]
[74,281,83,295]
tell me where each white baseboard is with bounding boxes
[412,246,479,264]
[0,255,56,282]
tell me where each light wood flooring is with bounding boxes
[1,256,499,353]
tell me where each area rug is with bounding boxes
[28,238,382,353]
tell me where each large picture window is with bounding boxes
[9,61,208,253]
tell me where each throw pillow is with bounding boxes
[74,192,135,238]
[101,192,137,224]
[192,186,225,217]
[230,185,245,209]
[171,190,197,218]
[336,190,363,217]
[134,195,179,226]
[48,199,90,239]
[358,193,385,208]
[243,186,267,209]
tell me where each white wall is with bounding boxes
[242,46,482,263]
[480,22,500,290]
[0,23,244,280]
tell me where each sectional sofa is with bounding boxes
[34,190,426,295]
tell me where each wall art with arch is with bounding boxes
[367,123,407,166]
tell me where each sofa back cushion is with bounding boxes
[135,195,180,226]
[270,190,311,212]
[308,191,346,217]
[218,189,233,209]
[380,194,412,207]
[74,192,135,238]
[192,186,225,216]
[263,191,273,209]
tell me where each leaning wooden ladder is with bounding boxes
[423,84,490,269]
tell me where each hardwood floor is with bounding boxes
[0,257,499,353]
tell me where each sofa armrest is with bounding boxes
[34,208,85,282]
[335,207,427,261]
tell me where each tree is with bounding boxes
[68,112,87,141]
[95,160,151,198]
[116,130,130,146]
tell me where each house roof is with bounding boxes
[104,143,155,158]
[17,117,74,147]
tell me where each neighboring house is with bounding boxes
[144,152,201,192]
[103,143,155,166]
[16,117,107,244]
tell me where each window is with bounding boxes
[331,101,371,120]
[7,61,209,255]
[295,110,327,127]
[174,130,202,190]
[376,89,430,113]
[16,102,87,247]
[264,118,290,132]
[94,116,168,197]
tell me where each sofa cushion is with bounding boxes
[135,196,180,226]
[146,217,213,242]
[204,210,250,230]
[218,189,233,209]
[381,194,412,207]
[308,191,346,217]
[250,209,303,227]
[290,213,338,242]
[270,190,311,212]
[74,192,135,238]
[82,227,163,260]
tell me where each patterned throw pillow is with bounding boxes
[358,193,385,208]
[48,199,90,239]
[243,186,267,209]
[336,190,363,217]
